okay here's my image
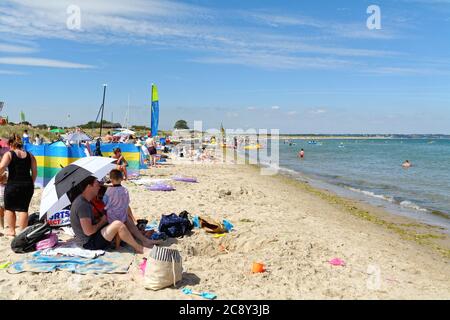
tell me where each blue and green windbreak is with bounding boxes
[25,143,141,188]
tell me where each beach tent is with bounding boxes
[50,128,65,133]
[116,128,136,135]
[26,142,142,188]
[63,132,92,143]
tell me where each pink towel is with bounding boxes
[36,233,58,251]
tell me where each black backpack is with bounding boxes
[11,222,52,253]
[28,212,47,226]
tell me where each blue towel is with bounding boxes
[8,250,134,275]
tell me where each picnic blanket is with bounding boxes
[8,250,134,275]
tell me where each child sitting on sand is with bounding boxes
[91,185,107,224]
[103,169,130,224]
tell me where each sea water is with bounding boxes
[254,139,450,231]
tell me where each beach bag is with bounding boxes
[198,215,226,233]
[158,213,192,238]
[179,211,194,231]
[144,246,183,290]
[11,222,52,253]
[36,232,58,251]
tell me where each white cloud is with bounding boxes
[309,108,327,115]
[0,69,27,75]
[0,0,403,72]
[247,106,257,110]
[226,112,239,118]
[0,0,446,74]
[0,57,94,69]
[0,43,37,53]
[287,111,298,115]
[271,106,280,110]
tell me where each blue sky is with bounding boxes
[0,0,449,134]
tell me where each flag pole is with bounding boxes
[150,83,153,137]
[99,84,107,137]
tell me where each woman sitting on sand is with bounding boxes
[111,147,128,180]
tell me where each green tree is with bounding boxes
[174,120,189,130]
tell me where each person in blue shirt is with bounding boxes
[22,130,30,145]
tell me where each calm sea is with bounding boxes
[254,139,450,230]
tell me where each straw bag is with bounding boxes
[144,246,183,290]
[198,216,226,234]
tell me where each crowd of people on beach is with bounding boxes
[0,128,417,255]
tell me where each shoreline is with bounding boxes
[274,163,450,230]
[268,166,450,258]
[0,157,449,299]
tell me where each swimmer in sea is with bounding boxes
[402,160,412,168]
[298,149,305,159]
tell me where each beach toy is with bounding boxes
[213,233,226,238]
[329,258,345,266]
[0,261,12,270]
[222,219,234,232]
[182,288,217,300]
[192,216,200,228]
[218,244,229,253]
[172,176,198,183]
[146,184,175,192]
[252,262,266,273]
[139,258,147,275]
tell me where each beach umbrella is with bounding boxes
[39,156,116,219]
[62,132,92,143]
[50,128,65,133]
[113,129,135,137]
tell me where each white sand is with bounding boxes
[0,160,449,300]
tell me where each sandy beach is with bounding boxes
[0,157,449,300]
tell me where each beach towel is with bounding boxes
[36,233,58,251]
[40,244,105,259]
[8,250,133,275]
[144,246,183,290]
[131,178,170,186]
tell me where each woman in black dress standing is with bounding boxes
[0,135,37,236]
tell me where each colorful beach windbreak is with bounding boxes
[150,84,159,137]
[25,143,142,188]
